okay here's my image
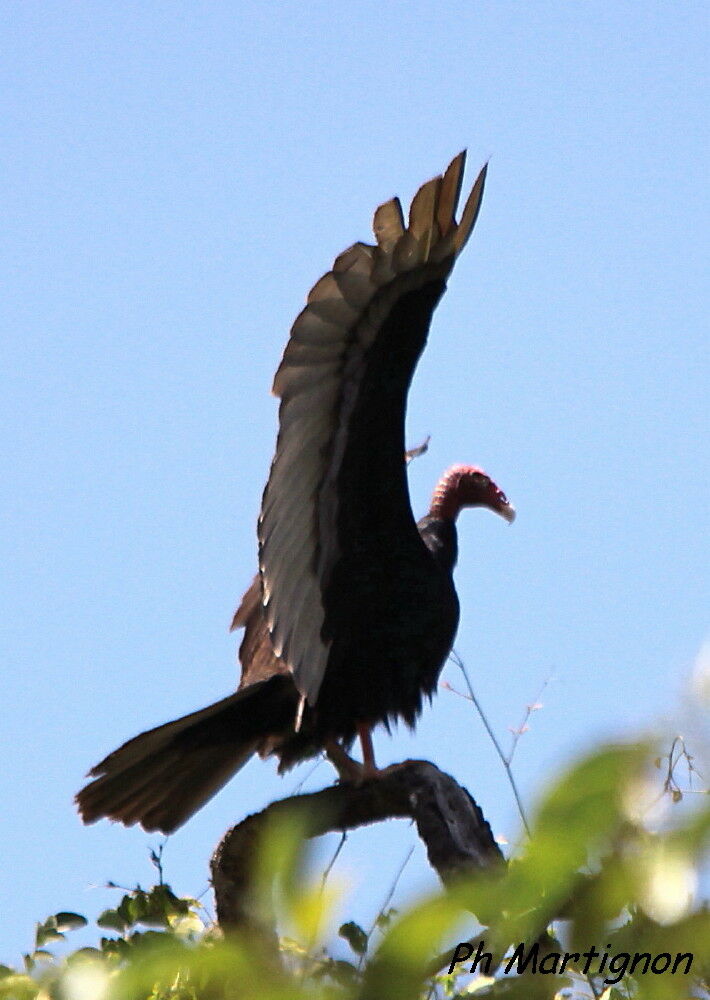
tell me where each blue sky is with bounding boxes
[1,1,708,966]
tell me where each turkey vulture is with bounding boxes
[76,152,514,833]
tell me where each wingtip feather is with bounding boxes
[437,150,467,236]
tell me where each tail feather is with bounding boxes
[76,675,298,833]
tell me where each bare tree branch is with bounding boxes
[210,760,504,934]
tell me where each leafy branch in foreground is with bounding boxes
[1,740,708,1000]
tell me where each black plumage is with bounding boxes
[76,153,514,833]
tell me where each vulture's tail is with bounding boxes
[75,675,298,834]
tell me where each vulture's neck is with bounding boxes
[429,470,471,521]
[418,469,478,574]
[417,514,458,575]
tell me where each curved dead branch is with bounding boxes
[210,759,504,935]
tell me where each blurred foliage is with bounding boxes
[1,740,707,1000]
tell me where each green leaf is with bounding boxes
[141,884,190,926]
[0,973,39,999]
[53,911,88,932]
[97,908,129,932]
[118,891,144,926]
[167,911,205,938]
[320,958,360,986]
[66,947,103,963]
[472,742,651,943]
[100,936,129,958]
[339,920,368,955]
[375,907,398,931]
[289,880,338,947]
[31,950,53,961]
[34,923,64,948]
[363,892,466,1000]
[126,929,179,954]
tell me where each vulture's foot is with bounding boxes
[324,739,384,784]
[325,740,367,783]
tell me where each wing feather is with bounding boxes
[453,161,488,253]
[408,176,442,260]
[373,197,405,249]
[291,309,343,346]
[259,154,487,705]
[436,150,466,237]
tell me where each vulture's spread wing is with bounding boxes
[259,152,486,706]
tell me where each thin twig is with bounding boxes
[507,676,550,765]
[148,840,167,885]
[662,736,704,801]
[320,831,348,892]
[290,754,326,795]
[358,844,415,970]
[405,435,431,464]
[447,649,530,836]
[443,660,602,997]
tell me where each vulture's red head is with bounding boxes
[429,464,515,523]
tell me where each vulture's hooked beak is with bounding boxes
[499,502,516,524]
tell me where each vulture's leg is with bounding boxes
[357,723,379,779]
